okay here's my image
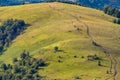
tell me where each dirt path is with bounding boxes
[48,3,119,80]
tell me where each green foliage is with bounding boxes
[87,54,100,61]
[1,63,7,71]
[0,46,3,52]
[113,18,120,24]
[0,51,45,80]
[103,5,120,18]
[103,5,109,14]
[74,76,81,79]
[98,61,102,66]
[54,46,59,52]
[0,19,26,53]
[13,58,18,63]
[117,18,120,24]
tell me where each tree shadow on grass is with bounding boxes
[39,63,49,70]
[54,49,67,53]
[21,24,31,34]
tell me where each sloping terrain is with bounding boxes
[0,2,120,80]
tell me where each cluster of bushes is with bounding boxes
[103,5,120,18]
[87,54,100,61]
[0,19,26,53]
[87,54,102,66]
[0,51,45,80]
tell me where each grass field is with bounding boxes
[0,2,120,80]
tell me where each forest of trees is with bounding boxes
[0,19,26,53]
[103,5,120,24]
[0,0,43,6]
[0,51,45,80]
[103,5,120,18]
[1,0,120,9]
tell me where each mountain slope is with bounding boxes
[0,2,120,80]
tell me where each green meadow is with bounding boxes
[0,2,120,80]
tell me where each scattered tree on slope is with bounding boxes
[113,18,120,24]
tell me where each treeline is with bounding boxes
[0,51,45,80]
[0,19,26,53]
[0,0,81,6]
[45,0,81,6]
[0,0,43,6]
[103,5,120,18]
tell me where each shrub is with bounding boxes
[98,61,102,66]
[13,58,18,63]
[77,28,81,31]
[81,56,84,58]
[54,46,59,52]
[58,60,62,63]
[87,54,100,61]
[74,76,81,79]
[74,55,77,58]
[58,56,62,59]
[1,63,7,71]
[113,18,120,24]
[0,46,3,52]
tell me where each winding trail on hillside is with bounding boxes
[48,3,119,80]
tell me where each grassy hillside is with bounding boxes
[0,2,120,80]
